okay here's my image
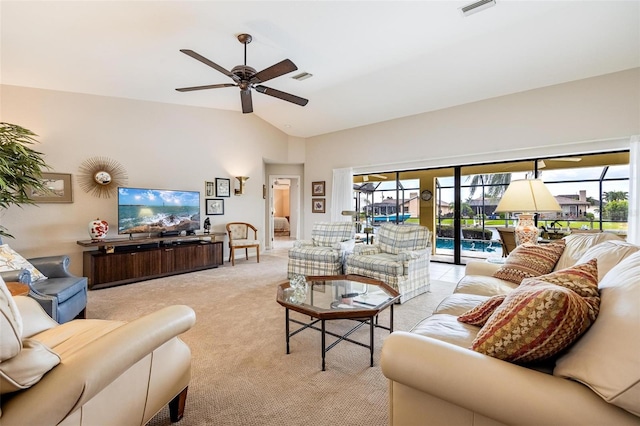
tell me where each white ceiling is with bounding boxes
[2,1,639,138]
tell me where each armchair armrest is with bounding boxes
[0,268,31,284]
[353,244,381,255]
[335,239,356,253]
[28,255,74,278]
[293,240,314,249]
[464,260,501,277]
[381,332,639,426]
[398,248,430,262]
[1,305,196,426]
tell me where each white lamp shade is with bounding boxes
[495,179,561,213]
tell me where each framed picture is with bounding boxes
[312,198,325,213]
[216,178,231,197]
[206,198,224,215]
[205,181,215,197]
[29,172,73,203]
[312,181,325,196]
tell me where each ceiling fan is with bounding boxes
[537,157,582,168]
[176,33,309,114]
[362,174,388,182]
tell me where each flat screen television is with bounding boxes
[118,187,200,236]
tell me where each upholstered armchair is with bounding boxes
[345,223,431,303]
[0,240,87,324]
[287,222,356,278]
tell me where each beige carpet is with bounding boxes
[87,252,456,426]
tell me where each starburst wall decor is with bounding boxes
[78,156,128,198]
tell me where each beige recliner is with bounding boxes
[0,276,196,426]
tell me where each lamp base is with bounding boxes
[515,213,539,246]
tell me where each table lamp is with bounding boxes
[494,179,562,246]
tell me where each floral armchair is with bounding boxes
[287,222,355,278]
[345,223,431,303]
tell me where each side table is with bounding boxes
[6,281,29,296]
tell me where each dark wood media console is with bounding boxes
[77,235,224,290]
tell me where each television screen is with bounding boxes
[118,187,200,235]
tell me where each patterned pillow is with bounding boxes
[0,245,47,281]
[471,259,600,363]
[492,240,565,284]
[457,295,507,326]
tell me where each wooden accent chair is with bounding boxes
[226,222,260,266]
[497,227,517,257]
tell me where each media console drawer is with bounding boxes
[82,240,223,290]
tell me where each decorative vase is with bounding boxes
[514,213,538,246]
[89,218,109,241]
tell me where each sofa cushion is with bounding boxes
[554,232,622,271]
[433,293,493,317]
[377,223,429,255]
[0,244,47,281]
[0,338,60,394]
[492,240,565,284]
[471,259,600,363]
[574,240,640,281]
[411,314,480,349]
[1,277,23,361]
[554,251,640,416]
[454,274,519,297]
[345,253,403,276]
[285,246,341,263]
[31,276,87,304]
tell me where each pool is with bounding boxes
[435,237,501,253]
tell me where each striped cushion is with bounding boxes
[288,246,341,263]
[471,259,600,363]
[345,253,403,276]
[311,222,355,247]
[377,223,429,255]
[492,240,565,284]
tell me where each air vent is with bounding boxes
[460,0,496,16]
[291,72,313,81]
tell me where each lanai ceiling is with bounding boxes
[1,1,639,138]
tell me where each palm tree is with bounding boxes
[603,191,628,202]
[467,173,512,198]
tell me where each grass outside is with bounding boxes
[404,217,627,233]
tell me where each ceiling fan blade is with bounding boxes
[251,59,298,84]
[179,49,239,82]
[176,83,236,92]
[240,89,253,114]
[254,85,308,106]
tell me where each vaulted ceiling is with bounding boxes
[2,1,638,138]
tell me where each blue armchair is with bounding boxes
[0,239,87,323]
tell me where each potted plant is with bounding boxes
[0,122,52,238]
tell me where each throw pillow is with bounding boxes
[1,277,23,362]
[0,338,61,394]
[0,244,47,281]
[492,240,565,284]
[471,259,600,363]
[457,295,506,326]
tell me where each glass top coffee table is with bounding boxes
[276,274,400,371]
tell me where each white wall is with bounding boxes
[1,85,291,274]
[302,68,640,237]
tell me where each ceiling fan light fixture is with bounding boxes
[460,0,496,17]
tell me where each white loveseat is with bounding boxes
[381,233,640,425]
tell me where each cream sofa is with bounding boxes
[1,277,195,426]
[381,233,640,425]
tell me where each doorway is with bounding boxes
[269,175,300,250]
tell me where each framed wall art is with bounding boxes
[216,178,231,197]
[29,172,73,203]
[312,181,325,196]
[312,198,325,213]
[205,181,215,197]
[206,198,225,215]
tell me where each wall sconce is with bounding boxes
[235,176,249,195]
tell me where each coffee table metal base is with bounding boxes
[284,306,394,371]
